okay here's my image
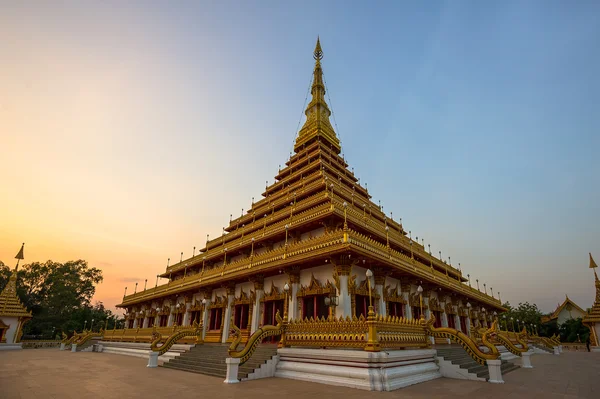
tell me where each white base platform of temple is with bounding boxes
[497,347,519,361]
[591,346,600,352]
[96,341,192,365]
[0,343,23,351]
[275,348,441,391]
[242,355,280,381]
[435,357,486,382]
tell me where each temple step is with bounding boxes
[160,343,278,380]
[436,347,520,381]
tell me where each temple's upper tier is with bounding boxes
[294,38,341,154]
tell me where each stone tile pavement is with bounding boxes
[0,349,598,398]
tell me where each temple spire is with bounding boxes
[14,243,24,271]
[294,37,341,154]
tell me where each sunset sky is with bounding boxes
[1,1,599,315]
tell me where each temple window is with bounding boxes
[147,317,155,328]
[388,302,404,318]
[433,310,442,328]
[190,310,202,325]
[302,295,328,319]
[234,304,250,328]
[355,294,369,319]
[263,300,284,325]
[209,308,223,330]
[159,315,168,327]
[412,306,421,319]
[175,312,184,326]
[447,314,456,329]
[460,315,468,332]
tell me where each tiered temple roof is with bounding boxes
[583,253,600,324]
[118,39,502,312]
[0,270,32,319]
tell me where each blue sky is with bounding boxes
[1,1,598,312]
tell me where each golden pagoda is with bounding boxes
[117,39,504,345]
[0,244,32,348]
[582,253,600,349]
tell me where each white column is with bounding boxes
[375,284,385,316]
[441,311,449,327]
[251,287,264,333]
[403,291,412,319]
[133,318,138,328]
[288,275,300,321]
[455,315,461,332]
[221,289,235,343]
[143,317,149,328]
[183,302,191,326]
[336,274,351,318]
[202,299,211,340]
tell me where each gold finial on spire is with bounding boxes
[14,243,24,271]
[314,36,323,60]
[590,252,598,269]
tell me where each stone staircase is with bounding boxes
[77,339,100,352]
[162,343,278,380]
[436,347,520,381]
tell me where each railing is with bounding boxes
[102,325,198,344]
[424,316,500,365]
[150,321,203,356]
[229,311,284,365]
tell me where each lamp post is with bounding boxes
[516,319,520,332]
[83,320,87,331]
[510,317,515,332]
[503,315,507,331]
[365,269,373,308]
[364,269,380,352]
[324,293,338,321]
[91,319,95,332]
[283,283,290,322]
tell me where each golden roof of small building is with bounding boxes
[0,270,32,318]
[543,295,587,323]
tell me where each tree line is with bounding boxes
[0,259,121,339]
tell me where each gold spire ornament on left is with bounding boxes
[0,243,33,348]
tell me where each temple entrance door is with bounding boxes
[262,299,284,343]
[459,316,467,332]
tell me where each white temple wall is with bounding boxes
[557,308,586,325]
[299,265,331,287]
[1,316,18,344]
[212,288,227,301]
[351,265,368,281]
[384,277,401,292]
[264,275,288,291]
[236,282,254,298]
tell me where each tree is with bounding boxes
[499,301,544,333]
[559,318,589,343]
[0,259,106,338]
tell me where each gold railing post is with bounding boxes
[364,305,380,352]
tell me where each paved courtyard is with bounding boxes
[0,349,598,398]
